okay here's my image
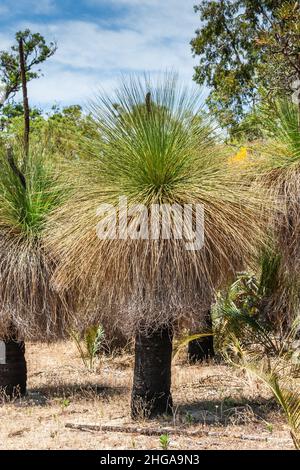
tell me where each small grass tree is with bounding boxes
[0,142,75,397]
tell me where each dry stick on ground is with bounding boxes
[18,36,30,161]
[65,423,291,443]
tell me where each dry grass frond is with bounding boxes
[0,142,76,341]
[46,74,269,336]
[224,336,300,449]
[0,233,76,340]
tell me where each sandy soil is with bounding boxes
[0,341,294,450]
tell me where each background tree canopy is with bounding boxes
[0,29,56,106]
[191,0,300,135]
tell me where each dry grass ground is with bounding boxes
[0,341,294,450]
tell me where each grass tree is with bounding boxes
[0,142,73,397]
[254,100,300,334]
[46,74,266,418]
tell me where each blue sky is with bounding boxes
[0,0,200,109]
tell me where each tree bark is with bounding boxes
[0,339,27,398]
[131,326,173,419]
[18,37,30,162]
[188,311,215,364]
[6,147,26,189]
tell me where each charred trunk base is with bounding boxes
[188,335,215,364]
[188,311,215,364]
[0,339,27,398]
[131,326,173,419]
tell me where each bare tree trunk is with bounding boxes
[188,311,215,363]
[298,55,300,132]
[131,326,173,419]
[18,37,30,162]
[0,339,27,398]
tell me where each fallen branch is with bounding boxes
[66,423,205,437]
[65,422,290,443]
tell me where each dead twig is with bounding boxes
[65,422,291,443]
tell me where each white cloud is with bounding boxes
[0,5,9,15]
[89,0,190,8]
[88,0,197,40]
[0,0,56,16]
[27,67,101,104]
[2,0,200,107]
[37,20,195,74]
[0,33,12,50]
[87,0,162,6]
[28,0,56,15]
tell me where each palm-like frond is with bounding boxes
[222,288,300,448]
[225,338,300,450]
[270,376,300,449]
[46,74,268,336]
[172,332,213,360]
[213,273,279,355]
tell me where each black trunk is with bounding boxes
[188,335,215,363]
[0,339,27,398]
[131,326,173,419]
[188,312,215,364]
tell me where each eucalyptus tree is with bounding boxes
[191,1,300,133]
[0,29,56,157]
